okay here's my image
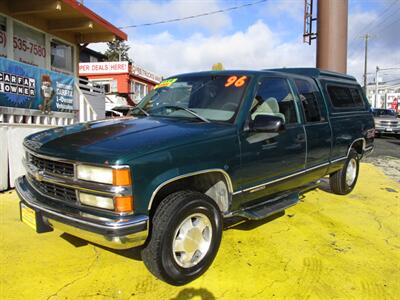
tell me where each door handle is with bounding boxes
[296,134,305,142]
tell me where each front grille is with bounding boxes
[377,121,399,128]
[28,153,74,177]
[29,176,77,203]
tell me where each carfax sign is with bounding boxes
[0,57,74,112]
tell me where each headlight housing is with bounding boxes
[77,165,131,186]
[79,193,134,213]
[76,164,133,213]
[79,192,114,210]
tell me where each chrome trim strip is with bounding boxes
[25,174,78,204]
[15,176,148,231]
[23,158,132,197]
[232,137,370,196]
[147,169,234,210]
[330,156,347,163]
[233,162,330,195]
[25,174,131,217]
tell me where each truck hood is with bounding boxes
[24,117,236,164]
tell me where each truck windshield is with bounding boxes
[130,74,250,123]
[372,109,397,117]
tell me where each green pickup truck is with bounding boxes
[16,68,374,285]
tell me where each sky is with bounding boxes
[83,0,400,83]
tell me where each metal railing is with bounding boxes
[0,107,76,126]
[77,77,105,122]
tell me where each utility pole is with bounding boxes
[362,34,370,94]
[374,66,379,108]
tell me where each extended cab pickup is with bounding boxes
[16,68,374,285]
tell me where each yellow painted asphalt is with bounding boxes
[1,163,399,299]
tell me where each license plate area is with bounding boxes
[19,202,53,233]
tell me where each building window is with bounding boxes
[89,55,98,62]
[51,40,73,73]
[89,79,117,94]
[131,81,148,103]
[0,15,6,58]
[13,22,46,68]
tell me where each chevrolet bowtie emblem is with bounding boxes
[34,170,44,182]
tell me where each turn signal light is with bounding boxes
[112,169,132,186]
[115,195,134,213]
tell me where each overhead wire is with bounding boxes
[348,0,400,56]
[118,0,268,29]
[348,0,398,45]
[368,8,400,35]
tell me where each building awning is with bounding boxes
[4,0,127,43]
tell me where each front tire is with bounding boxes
[329,149,360,195]
[141,191,222,285]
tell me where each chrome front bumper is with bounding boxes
[375,126,400,133]
[15,176,149,250]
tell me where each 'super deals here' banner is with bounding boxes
[0,57,74,112]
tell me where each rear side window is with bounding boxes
[294,79,323,122]
[349,88,364,106]
[327,85,364,108]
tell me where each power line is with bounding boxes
[368,5,400,34]
[118,0,268,29]
[349,8,400,58]
[348,0,399,55]
[369,12,400,35]
[348,0,398,44]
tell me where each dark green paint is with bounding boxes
[24,68,374,215]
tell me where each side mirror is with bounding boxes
[251,115,285,133]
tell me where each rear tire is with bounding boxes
[141,191,222,285]
[329,149,360,195]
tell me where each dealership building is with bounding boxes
[0,0,127,191]
[79,60,162,110]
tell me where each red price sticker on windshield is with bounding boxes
[225,76,247,88]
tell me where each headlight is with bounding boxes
[79,192,134,212]
[76,165,131,186]
[77,165,113,184]
[79,192,114,210]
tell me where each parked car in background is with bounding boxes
[372,108,400,138]
[16,68,374,285]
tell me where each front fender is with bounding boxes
[131,135,240,214]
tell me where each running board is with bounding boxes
[236,192,300,220]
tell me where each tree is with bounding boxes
[211,62,224,71]
[104,39,132,63]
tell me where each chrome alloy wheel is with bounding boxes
[346,158,357,186]
[172,213,212,268]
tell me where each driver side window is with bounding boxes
[251,78,298,124]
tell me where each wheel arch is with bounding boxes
[347,137,366,157]
[147,169,233,216]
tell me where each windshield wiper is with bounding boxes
[162,105,210,123]
[130,106,149,116]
